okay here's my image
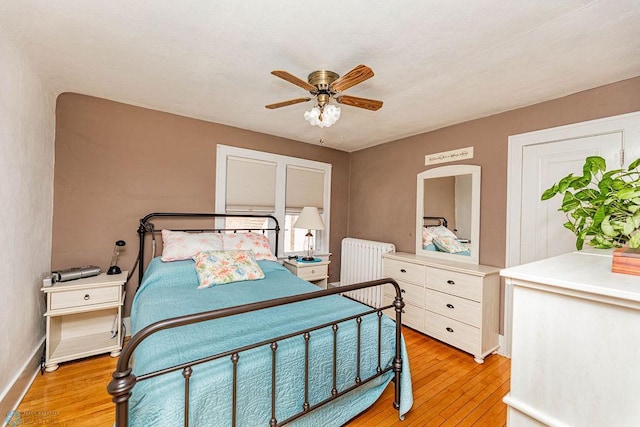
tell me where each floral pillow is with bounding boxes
[193,250,265,288]
[161,230,224,262]
[221,232,277,261]
[422,225,457,246]
[432,236,468,254]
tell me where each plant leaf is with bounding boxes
[629,232,640,249]
[623,217,636,236]
[616,188,640,200]
[541,187,558,201]
[593,205,606,226]
[586,156,606,173]
[601,216,618,237]
[628,157,640,171]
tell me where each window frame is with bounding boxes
[215,145,331,258]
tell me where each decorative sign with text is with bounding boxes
[425,146,474,165]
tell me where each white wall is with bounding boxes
[0,33,55,415]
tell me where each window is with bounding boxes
[216,145,331,257]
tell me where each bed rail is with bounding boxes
[108,278,405,427]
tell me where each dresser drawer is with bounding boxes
[424,310,480,355]
[383,258,425,286]
[50,285,121,310]
[383,295,424,331]
[384,280,425,308]
[297,264,328,281]
[426,268,482,301]
[425,289,481,327]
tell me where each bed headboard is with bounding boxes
[423,216,448,228]
[136,212,280,288]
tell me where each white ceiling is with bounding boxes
[2,0,639,152]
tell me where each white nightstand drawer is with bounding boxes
[425,289,481,327]
[426,267,482,301]
[383,258,425,285]
[296,264,328,281]
[50,285,120,310]
[424,310,480,355]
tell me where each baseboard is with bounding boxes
[497,334,510,358]
[0,337,45,427]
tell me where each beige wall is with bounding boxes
[348,76,640,269]
[52,94,350,315]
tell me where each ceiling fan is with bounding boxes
[266,64,383,127]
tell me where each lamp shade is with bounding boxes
[293,207,325,230]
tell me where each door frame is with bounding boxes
[503,110,640,357]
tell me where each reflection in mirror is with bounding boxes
[416,165,480,264]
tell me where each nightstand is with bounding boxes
[41,272,126,372]
[283,259,330,289]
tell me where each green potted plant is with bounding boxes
[541,155,640,250]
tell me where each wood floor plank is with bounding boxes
[17,327,510,426]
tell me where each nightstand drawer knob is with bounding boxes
[446,303,455,309]
[447,280,455,285]
[400,269,406,273]
[311,269,315,274]
[84,294,90,300]
[446,327,454,333]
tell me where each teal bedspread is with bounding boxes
[129,258,413,426]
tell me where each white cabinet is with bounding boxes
[382,252,500,363]
[283,259,330,289]
[41,272,126,372]
[501,251,640,426]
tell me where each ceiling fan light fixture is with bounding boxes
[304,104,341,128]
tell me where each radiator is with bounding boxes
[340,238,395,307]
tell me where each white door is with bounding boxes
[519,134,622,264]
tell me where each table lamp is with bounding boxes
[293,207,325,261]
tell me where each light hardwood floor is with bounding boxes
[17,327,510,426]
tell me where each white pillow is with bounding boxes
[221,232,277,261]
[161,230,223,262]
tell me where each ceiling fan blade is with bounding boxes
[271,70,316,92]
[330,65,374,92]
[265,98,312,109]
[336,95,383,111]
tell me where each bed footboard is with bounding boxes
[107,279,405,427]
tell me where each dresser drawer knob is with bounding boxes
[84,294,90,300]
[447,280,455,285]
[446,327,454,333]
[446,303,455,309]
[400,269,406,273]
[401,289,406,293]
[311,269,315,274]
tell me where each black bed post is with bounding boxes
[392,291,405,410]
[107,368,136,427]
[137,220,146,289]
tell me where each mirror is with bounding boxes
[416,165,480,264]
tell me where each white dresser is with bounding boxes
[501,251,640,426]
[382,252,500,363]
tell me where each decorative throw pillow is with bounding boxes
[221,232,277,261]
[432,236,468,254]
[193,250,265,288]
[161,230,224,262]
[422,225,457,246]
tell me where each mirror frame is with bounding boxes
[416,164,481,264]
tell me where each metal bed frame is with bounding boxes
[108,212,405,426]
[423,215,448,228]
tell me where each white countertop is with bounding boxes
[501,250,640,303]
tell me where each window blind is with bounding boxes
[226,156,276,212]
[285,165,325,213]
